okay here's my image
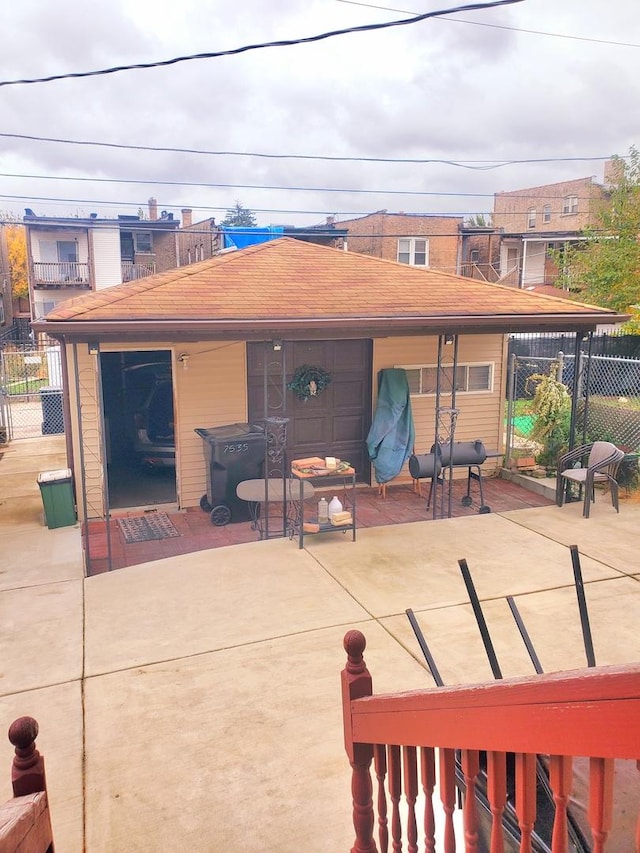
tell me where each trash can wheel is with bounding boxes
[479,505,491,514]
[210,503,232,526]
[461,495,473,507]
[200,494,212,512]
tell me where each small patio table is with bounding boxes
[236,477,315,539]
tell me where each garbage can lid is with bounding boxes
[37,468,72,484]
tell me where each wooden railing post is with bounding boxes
[9,716,47,798]
[342,630,377,853]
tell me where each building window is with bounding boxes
[562,195,578,215]
[134,231,153,253]
[397,237,428,266]
[527,208,536,229]
[399,362,494,395]
[543,204,552,223]
[469,249,480,263]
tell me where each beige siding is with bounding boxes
[66,342,105,520]
[174,342,247,508]
[372,335,506,483]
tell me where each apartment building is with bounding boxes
[492,162,616,287]
[336,211,463,274]
[24,200,183,321]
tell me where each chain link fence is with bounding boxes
[0,342,65,440]
[506,339,640,467]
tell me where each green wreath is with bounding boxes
[287,364,332,401]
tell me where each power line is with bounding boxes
[0,193,608,225]
[0,0,522,87]
[336,0,640,49]
[0,171,608,202]
[0,131,622,170]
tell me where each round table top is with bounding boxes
[236,478,315,502]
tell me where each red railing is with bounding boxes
[0,717,54,852]
[342,630,640,852]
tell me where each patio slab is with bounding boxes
[84,538,370,676]
[83,621,427,853]
[1,578,84,694]
[380,573,640,686]
[303,512,623,618]
[501,499,640,575]
[0,524,84,590]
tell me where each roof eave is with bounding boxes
[32,311,628,342]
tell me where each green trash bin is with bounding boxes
[37,468,76,529]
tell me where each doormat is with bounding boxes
[117,512,181,544]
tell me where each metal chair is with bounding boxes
[556,441,625,518]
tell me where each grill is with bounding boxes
[410,440,498,515]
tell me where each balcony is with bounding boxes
[32,261,90,289]
[121,262,156,282]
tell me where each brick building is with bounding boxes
[492,163,615,287]
[336,211,463,274]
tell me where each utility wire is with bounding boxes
[0,171,606,202]
[337,0,640,49]
[0,131,623,170]
[0,0,522,87]
[0,194,608,226]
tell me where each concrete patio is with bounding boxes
[1,436,639,851]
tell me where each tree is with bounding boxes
[465,213,492,227]
[5,224,28,300]
[555,146,640,316]
[221,201,257,228]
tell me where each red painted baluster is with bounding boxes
[439,747,456,853]
[461,749,480,853]
[374,744,389,853]
[388,744,402,853]
[341,631,377,853]
[514,753,537,853]
[421,747,437,853]
[486,750,506,853]
[589,757,614,853]
[403,745,418,853]
[8,716,48,797]
[549,754,572,853]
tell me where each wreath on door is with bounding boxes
[287,364,332,401]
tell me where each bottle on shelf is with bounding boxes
[328,495,343,520]
[317,497,329,524]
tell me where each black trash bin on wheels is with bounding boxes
[195,423,266,526]
[40,386,64,435]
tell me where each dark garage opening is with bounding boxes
[100,350,177,509]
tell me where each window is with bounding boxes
[469,249,480,263]
[134,231,153,253]
[397,237,428,266]
[399,362,494,395]
[527,208,536,228]
[562,195,578,215]
[543,204,552,223]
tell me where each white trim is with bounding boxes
[396,362,494,395]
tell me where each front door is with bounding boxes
[247,339,372,482]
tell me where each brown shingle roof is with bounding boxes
[38,238,624,336]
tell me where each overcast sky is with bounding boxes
[0,0,638,228]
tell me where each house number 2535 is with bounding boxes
[224,442,249,453]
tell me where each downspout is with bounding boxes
[59,336,75,473]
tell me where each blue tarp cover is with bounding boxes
[366,368,415,484]
[222,226,284,249]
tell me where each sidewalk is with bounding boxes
[2,437,640,851]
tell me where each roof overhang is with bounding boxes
[33,310,628,344]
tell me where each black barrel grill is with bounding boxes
[409,440,495,514]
